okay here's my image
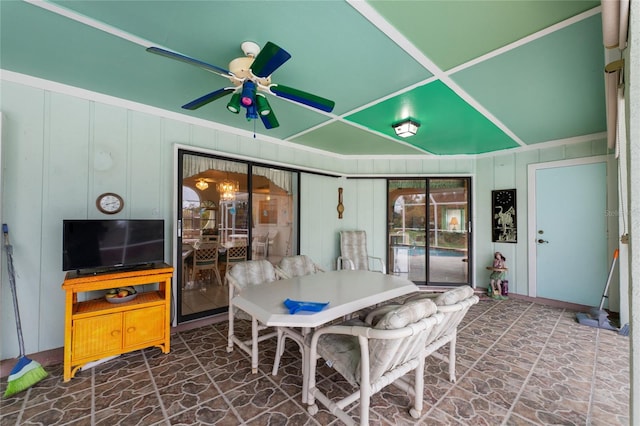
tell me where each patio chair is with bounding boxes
[306,297,444,425]
[275,255,325,279]
[223,244,248,279]
[267,230,278,255]
[272,255,325,375]
[251,233,268,258]
[226,259,288,374]
[191,242,223,288]
[337,230,386,273]
[400,285,479,383]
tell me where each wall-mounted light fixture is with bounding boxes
[392,118,420,138]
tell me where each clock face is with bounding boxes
[96,193,124,214]
[495,190,512,205]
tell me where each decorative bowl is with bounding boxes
[105,292,137,304]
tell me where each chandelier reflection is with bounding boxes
[217,179,239,201]
[195,179,209,191]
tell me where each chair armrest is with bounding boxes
[336,256,355,270]
[274,266,291,279]
[363,304,402,326]
[368,256,387,274]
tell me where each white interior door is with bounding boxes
[531,160,608,306]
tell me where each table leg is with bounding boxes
[251,317,259,374]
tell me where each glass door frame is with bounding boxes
[175,148,302,324]
[387,177,473,287]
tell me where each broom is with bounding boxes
[3,224,48,398]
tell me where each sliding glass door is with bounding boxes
[388,178,472,286]
[177,150,298,323]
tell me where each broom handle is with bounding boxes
[3,224,26,357]
[598,249,619,311]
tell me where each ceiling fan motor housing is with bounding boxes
[228,56,271,87]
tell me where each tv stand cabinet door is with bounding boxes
[123,305,165,349]
[73,313,122,361]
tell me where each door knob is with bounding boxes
[537,239,548,244]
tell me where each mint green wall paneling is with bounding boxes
[355,159,375,175]
[376,159,394,174]
[216,132,241,156]
[129,112,163,218]
[92,103,128,216]
[39,92,92,351]
[564,139,608,159]
[163,119,191,148]
[191,125,217,151]
[356,180,387,262]
[239,134,263,159]
[300,173,340,271]
[493,154,516,186]
[405,159,424,174]
[539,146,568,163]
[422,159,442,174]
[514,150,539,296]
[0,83,45,359]
[474,157,496,266]
[256,142,279,165]
[590,139,608,156]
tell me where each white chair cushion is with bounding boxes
[313,298,437,386]
[433,285,474,306]
[278,255,319,278]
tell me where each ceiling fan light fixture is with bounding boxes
[241,81,256,106]
[226,93,241,113]
[255,93,271,116]
[195,179,209,191]
[392,118,420,138]
[246,104,258,120]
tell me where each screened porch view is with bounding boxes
[388,178,471,285]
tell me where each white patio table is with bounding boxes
[231,269,418,402]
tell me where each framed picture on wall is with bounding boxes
[492,189,517,243]
[258,200,278,224]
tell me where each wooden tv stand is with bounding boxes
[61,263,173,381]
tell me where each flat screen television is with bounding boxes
[63,219,165,272]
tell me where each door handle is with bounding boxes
[537,239,549,244]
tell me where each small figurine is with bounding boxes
[488,252,508,300]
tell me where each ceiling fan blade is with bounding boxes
[146,46,230,78]
[182,88,234,110]
[250,42,291,78]
[270,84,335,113]
[260,109,280,129]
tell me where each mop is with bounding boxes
[3,224,48,397]
[576,249,625,333]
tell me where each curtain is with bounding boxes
[183,154,292,193]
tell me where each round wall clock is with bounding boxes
[96,192,124,214]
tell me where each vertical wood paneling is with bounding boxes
[129,111,162,217]
[0,82,45,355]
[40,92,92,350]
[92,103,128,217]
[300,173,340,270]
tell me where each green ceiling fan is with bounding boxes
[147,41,335,129]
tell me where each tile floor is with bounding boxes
[0,296,629,425]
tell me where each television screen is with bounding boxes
[63,219,165,272]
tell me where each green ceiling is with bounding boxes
[0,0,607,156]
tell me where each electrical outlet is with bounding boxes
[621,234,629,244]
